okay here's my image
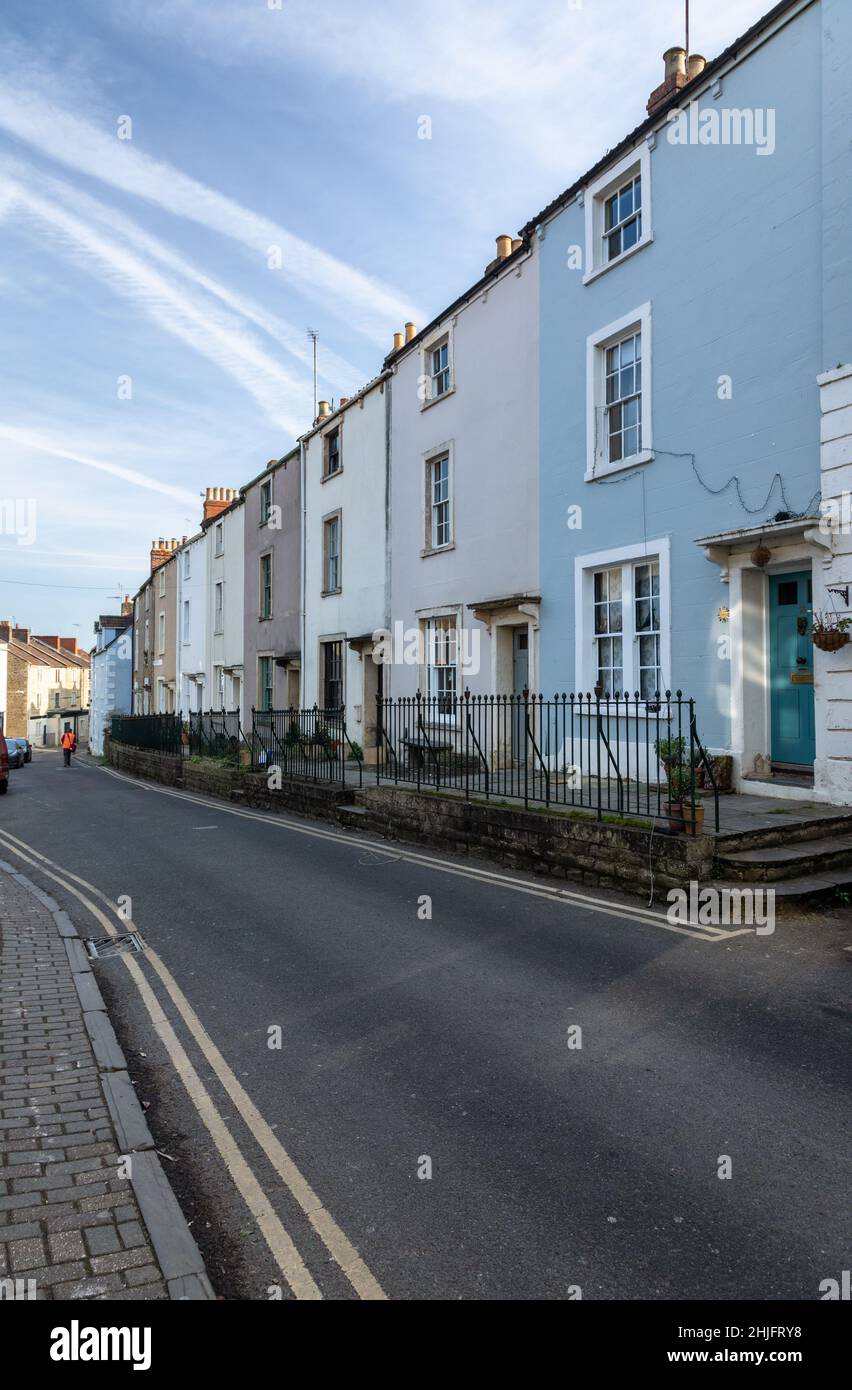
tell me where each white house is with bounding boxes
[203,489,245,719]
[301,375,390,758]
[386,234,540,711]
[176,528,209,714]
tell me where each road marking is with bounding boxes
[97,765,734,943]
[0,827,386,1301]
[192,825,219,830]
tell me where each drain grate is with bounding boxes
[84,932,146,961]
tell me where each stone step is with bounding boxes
[712,870,852,914]
[715,811,852,854]
[717,833,852,882]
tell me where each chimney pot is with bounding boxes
[511,237,523,253]
[496,234,513,261]
[664,46,687,80]
[687,53,706,81]
[404,321,417,342]
[393,332,404,351]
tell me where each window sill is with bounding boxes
[321,468,343,484]
[258,615,272,622]
[321,588,342,598]
[582,233,653,286]
[585,449,654,482]
[420,386,455,412]
[421,543,456,559]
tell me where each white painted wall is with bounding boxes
[205,503,245,721]
[815,364,852,804]
[302,377,388,753]
[176,531,208,714]
[389,245,539,703]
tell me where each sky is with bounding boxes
[0,0,774,641]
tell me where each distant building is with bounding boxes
[90,601,133,755]
[0,622,90,745]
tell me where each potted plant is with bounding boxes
[811,611,851,652]
[654,734,686,772]
[663,765,704,835]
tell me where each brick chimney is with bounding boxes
[59,637,78,655]
[34,635,60,649]
[150,538,180,572]
[121,595,133,616]
[647,47,688,117]
[203,487,238,523]
[0,621,10,642]
[12,627,30,644]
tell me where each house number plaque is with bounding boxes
[791,672,814,684]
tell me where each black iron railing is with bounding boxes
[375,689,719,831]
[110,692,719,834]
[250,706,363,786]
[188,709,245,763]
[109,713,183,756]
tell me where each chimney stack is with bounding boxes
[202,487,238,524]
[647,46,688,117]
[0,621,10,642]
[12,627,30,644]
[34,635,60,649]
[150,538,180,572]
[59,637,78,655]
[121,595,133,616]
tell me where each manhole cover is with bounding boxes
[84,933,146,960]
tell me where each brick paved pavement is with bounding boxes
[0,862,193,1301]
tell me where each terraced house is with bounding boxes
[534,0,852,804]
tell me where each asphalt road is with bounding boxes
[1,748,849,1301]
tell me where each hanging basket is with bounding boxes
[813,629,850,653]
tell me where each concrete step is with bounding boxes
[717,833,852,882]
[712,870,852,914]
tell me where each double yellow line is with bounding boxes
[0,826,386,1302]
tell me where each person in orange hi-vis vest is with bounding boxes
[61,727,77,767]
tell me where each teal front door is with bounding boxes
[769,571,815,767]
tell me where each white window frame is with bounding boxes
[214,522,224,556]
[586,302,653,480]
[420,325,454,410]
[157,611,165,656]
[157,566,166,598]
[182,599,190,644]
[323,512,341,594]
[214,581,224,634]
[417,607,461,722]
[583,142,653,284]
[422,442,454,555]
[182,549,190,579]
[574,538,671,701]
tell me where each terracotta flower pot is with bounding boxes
[663,800,705,835]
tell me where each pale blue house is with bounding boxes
[89,607,133,755]
[530,0,852,801]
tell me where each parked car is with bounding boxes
[18,737,32,762]
[0,733,8,794]
[6,739,26,769]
